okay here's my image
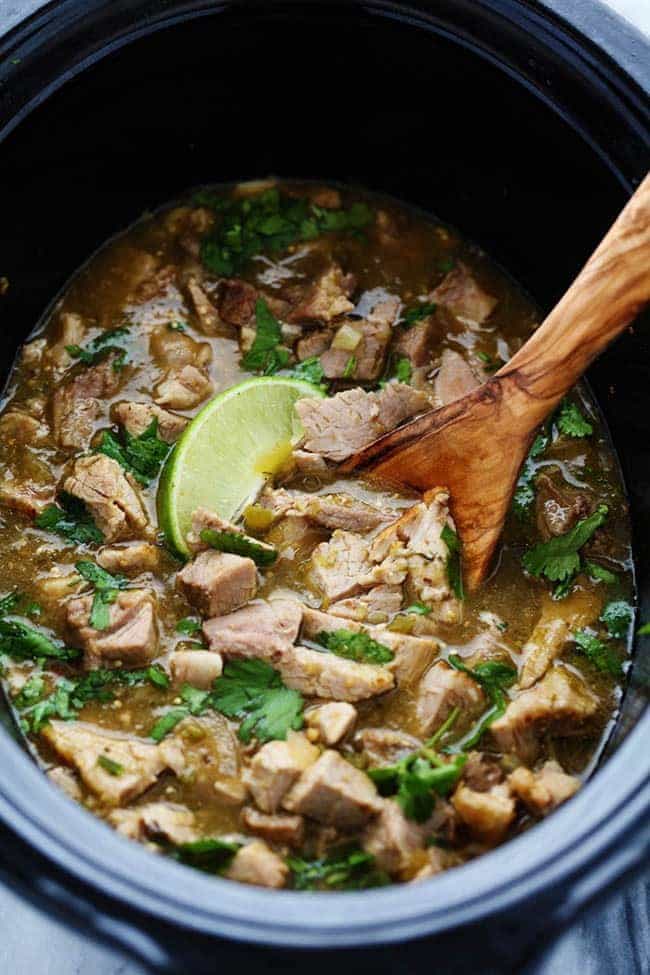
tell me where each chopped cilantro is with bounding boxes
[66,327,130,370]
[175,617,203,636]
[522,504,608,586]
[512,431,549,519]
[241,298,290,375]
[13,675,45,709]
[441,524,464,600]
[446,655,517,751]
[556,399,593,438]
[200,527,278,567]
[393,357,412,384]
[150,708,189,742]
[600,600,633,640]
[342,355,357,379]
[405,602,432,615]
[584,561,618,585]
[573,629,622,677]
[172,837,242,874]
[315,628,394,664]
[288,846,388,890]
[0,619,78,663]
[96,419,171,486]
[35,493,103,546]
[76,561,128,630]
[402,301,436,327]
[476,351,503,373]
[284,355,328,391]
[97,754,123,776]
[0,591,23,616]
[167,321,187,332]
[637,622,650,636]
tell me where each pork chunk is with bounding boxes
[97,541,161,575]
[416,661,485,736]
[508,760,580,816]
[224,840,289,888]
[305,702,357,745]
[169,650,223,688]
[240,807,305,848]
[330,585,403,624]
[166,711,241,802]
[395,316,437,367]
[154,363,213,410]
[186,506,276,561]
[51,352,124,450]
[281,644,394,702]
[309,530,370,603]
[287,264,355,323]
[519,590,600,689]
[434,349,481,406]
[109,802,197,844]
[177,550,257,618]
[187,277,220,333]
[490,666,599,763]
[62,455,148,542]
[111,400,188,443]
[452,782,516,845]
[321,317,391,382]
[354,727,421,768]
[203,599,302,660]
[43,721,176,806]
[431,263,497,325]
[66,589,158,670]
[296,329,330,361]
[243,732,319,813]
[378,629,441,684]
[283,749,382,830]
[362,799,426,873]
[218,278,258,327]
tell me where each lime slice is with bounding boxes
[158,376,324,558]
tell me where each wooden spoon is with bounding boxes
[342,173,650,590]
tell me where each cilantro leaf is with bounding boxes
[369,748,466,822]
[200,527,278,567]
[315,629,394,664]
[35,493,103,546]
[96,419,171,486]
[573,629,622,677]
[241,298,290,375]
[175,617,203,636]
[402,301,436,327]
[584,561,618,585]
[150,708,189,742]
[172,836,242,874]
[441,524,464,600]
[288,846,388,891]
[210,659,304,743]
[12,675,46,709]
[600,600,633,639]
[0,591,23,616]
[556,399,593,438]
[76,560,128,631]
[446,655,517,750]
[0,619,79,662]
[66,327,130,370]
[512,431,549,519]
[522,504,608,584]
[284,355,328,391]
[405,602,431,615]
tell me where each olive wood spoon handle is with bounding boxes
[343,172,650,589]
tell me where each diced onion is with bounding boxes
[331,323,362,351]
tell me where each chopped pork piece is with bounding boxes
[299,494,392,533]
[287,264,355,323]
[240,807,305,848]
[354,727,421,768]
[295,383,429,462]
[415,661,485,736]
[535,473,591,540]
[519,590,600,689]
[362,799,426,873]
[186,506,276,561]
[452,781,516,845]
[224,840,289,888]
[218,278,258,327]
[167,712,241,800]
[0,409,48,445]
[203,599,303,659]
[66,589,158,670]
[154,363,213,410]
[330,585,403,624]
[243,732,319,813]
[43,721,178,806]
[109,802,197,844]
[395,316,438,367]
[280,645,395,702]
[42,312,86,373]
[47,765,82,802]
[283,749,382,830]
[431,263,497,325]
[97,541,161,575]
[0,473,54,517]
[508,760,580,816]
[296,330,330,361]
[321,317,391,382]
[177,550,258,618]
[111,400,188,443]
[305,702,357,745]
[169,650,223,688]
[461,752,505,793]
[434,349,481,406]
[490,666,599,763]
[63,455,148,542]
[287,449,330,478]
[51,351,124,450]
[309,530,370,603]
[187,277,221,332]
[378,629,441,685]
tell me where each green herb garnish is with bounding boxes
[35,493,103,546]
[0,591,23,616]
[66,327,130,370]
[512,431,549,519]
[175,617,203,636]
[584,561,618,585]
[405,602,432,615]
[172,837,242,874]
[600,600,633,640]
[288,846,388,891]
[446,656,517,751]
[402,301,436,327]
[284,355,328,391]
[573,629,622,677]
[76,561,129,631]
[315,629,393,664]
[0,619,79,663]
[200,527,277,567]
[97,754,124,776]
[342,355,357,379]
[441,524,464,600]
[96,419,171,487]
[522,504,608,587]
[555,399,593,438]
[240,298,290,375]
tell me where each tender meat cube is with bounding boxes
[519,590,601,689]
[490,666,599,763]
[294,494,391,533]
[44,312,86,373]
[150,322,212,369]
[243,732,319,813]
[535,473,591,540]
[21,338,47,371]
[416,661,485,736]
[406,556,460,624]
[240,807,305,848]
[288,449,330,478]
[281,645,395,702]
[372,491,449,562]
[431,263,497,325]
[51,352,124,450]
[154,364,213,409]
[283,749,382,830]
[354,727,421,768]
[321,315,391,382]
[330,585,403,624]
[452,782,516,845]
[0,473,54,516]
[97,541,161,575]
[203,599,302,659]
[218,278,258,327]
[111,400,188,443]
[305,702,357,745]
[296,384,428,463]
[63,454,148,542]
[0,409,47,445]
[187,277,220,333]
[47,765,82,802]
[508,760,580,816]
[167,711,241,801]
[66,589,158,670]
[287,264,355,323]
[186,506,276,561]
[224,840,289,888]
[378,629,441,685]
[309,530,370,602]
[43,721,176,806]
[109,802,197,844]
[34,566,84,605]
[177,551,257,618]
[213,777,248,806]
[296,329,330,361]
[362,799,426,874]
[169,650,223,688]
[395,316,437,367]
[434,349,481,406]
[462,752,505,793]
